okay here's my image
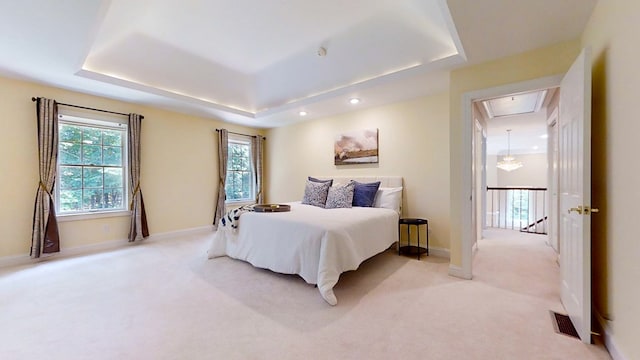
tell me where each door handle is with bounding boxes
[584,206,600,215]
[568,206,600,215]
[568,206,583,215]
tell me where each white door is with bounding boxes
[559,48,592,343]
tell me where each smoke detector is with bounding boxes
[317,47,327,57]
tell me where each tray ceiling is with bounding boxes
[0,0,597,127]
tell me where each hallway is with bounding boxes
[474,228,559,300]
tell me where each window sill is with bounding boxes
[225,200,256,208]
[57,210,131,222]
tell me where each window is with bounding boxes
[56,114,128,215]
[225,136,254,203]
[506,189,530,228]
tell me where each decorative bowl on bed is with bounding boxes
[254,204,291,212]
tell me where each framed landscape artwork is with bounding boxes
[334,128,379,165]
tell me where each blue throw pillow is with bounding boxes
[352,181,381,207]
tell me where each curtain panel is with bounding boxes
[31,97,60,258]
[128,113,149,242]
[213,129,229,228]
[251,135,264,204]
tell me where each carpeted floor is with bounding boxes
[0,228,611,359]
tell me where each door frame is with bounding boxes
[547,107,560,254]
[456,74,563,279]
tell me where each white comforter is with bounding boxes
[207,202,399,305]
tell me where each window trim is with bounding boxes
[225,134,255,204]
[57,210,131,222]
[55,113,130,218]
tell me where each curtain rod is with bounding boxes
[216,128,266,140]
[31,97,144,119]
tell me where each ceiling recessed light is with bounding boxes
[540,134,548,139]
[533,145,539,150]
[299,111,307,116]
[349,98,360,105]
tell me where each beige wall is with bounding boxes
[582,1,640,358]
[0,75,263,258]
[448,40,582,267]
[265,93,451,252]
[3,5,636,354]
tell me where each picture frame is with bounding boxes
[334,128,379,165]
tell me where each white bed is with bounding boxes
[207,176,402,305]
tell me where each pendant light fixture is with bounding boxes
[496,129,523,172]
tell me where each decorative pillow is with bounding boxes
[352,181,381,207]
[302,180,331,208]
[325,181,355,209]
[308,176,333,187]
[374,187,403,213]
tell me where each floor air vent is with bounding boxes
[550,311,580,339]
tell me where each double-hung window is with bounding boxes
[56,114,128,216]
[225,135,255,203]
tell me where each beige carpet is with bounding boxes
[0,229,611,359]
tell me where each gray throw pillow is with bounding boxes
[325,181,355,209]
[308,176,333,187]
[302,180,331,208]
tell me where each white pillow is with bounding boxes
[374,187,403,213]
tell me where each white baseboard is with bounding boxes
[0,237,129,269]
[0,225,215,269]
[448,264,472,279]
[0,253,33,269]
[428,247,450,259]
[148,225,214,240]
[595,309,627,360]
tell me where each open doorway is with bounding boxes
[470,87,561,298]
[459,49,593,343]
[456,74,563,280]
[473,88,559,246]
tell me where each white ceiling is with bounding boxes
[0,0,596,128]
[481,89,550,156]
[485,111,549,156]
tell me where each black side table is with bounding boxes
[398,218,429,260]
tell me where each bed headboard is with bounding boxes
[328,176,403,188]
[313,176,404,214]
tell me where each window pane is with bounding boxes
[230,157,240,171]
[59,166,82,190]
[59,142,81,165]
[242,171,251,197]
[228,146,242,170]
[225,140,253,201]
[225,171,239,200]
[225,170,252,200]
[82,145,103,165]
[102,129,122,146]
[83,128,102,145]
[103,146,122,166]
[83,167,103,188]
[104,168,123,188]
[60,124,81,143]
[83,189,103,210]
[60,190,82,212]
[103,188,123,209]
[57,120,128,214]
